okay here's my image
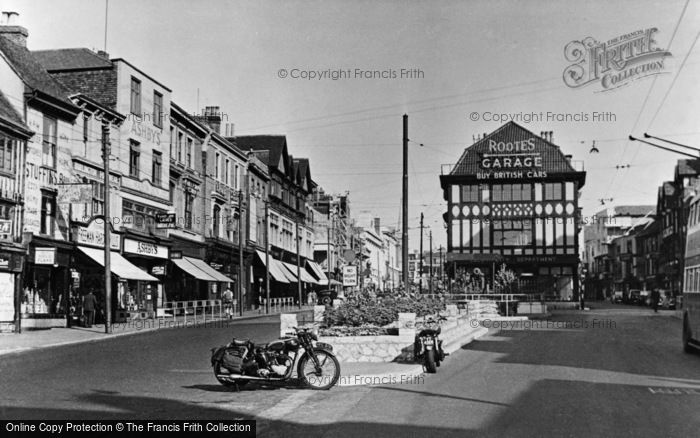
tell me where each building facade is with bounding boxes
[440,122,586,299]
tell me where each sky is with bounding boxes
[3,0,700,251]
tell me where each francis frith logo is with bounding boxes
[563,28,671,91]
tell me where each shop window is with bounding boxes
[129,141,140,178]
[40,192,56,235]
[130,77,141,115]
[0,134,16,173]
[92,181,105,217]
[152,150,162,186]
[492,184,502,202]
[153,91,163,128]
[169,181,175,202]
[42,116,57,169]
[534,183,543,201]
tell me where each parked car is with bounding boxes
[612,291,624,304]
[659,290,676,310]
[629,289,642,305]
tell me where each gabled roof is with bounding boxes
[449,121,580,176]
[234,135,288,173]
[0,36,77,110]
[32,48,112,71]
[0,90,33,137]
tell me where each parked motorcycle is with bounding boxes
[414,325,447,373]
[211,326,340,390]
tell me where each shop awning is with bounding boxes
[172,257,218,282]
[307,260,329,284]
[186,257,234,283]
[255,250,290,283]
[282,262,319,284]
[78,246,158,282]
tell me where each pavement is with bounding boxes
[0,306,315,356]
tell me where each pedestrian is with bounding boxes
[651,289,660,313]
[579,291,585,311]
[223,286,234,319]
[82,289,97,328]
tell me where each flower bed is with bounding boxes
[323,291,446,329]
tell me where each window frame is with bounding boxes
[130,77,142,116]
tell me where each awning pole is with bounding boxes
[102,123,112,334]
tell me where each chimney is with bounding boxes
[96,50,109,59]
[0,11,28,47]
[200,106,222,134]
[549,131,554,143]
[565,154,572,162]
[373,217,381,236]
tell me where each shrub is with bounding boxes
[324,290,446,328]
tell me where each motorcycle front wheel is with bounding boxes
[298,350,340,390]
[214,363,249,387]
[425,350,437,374]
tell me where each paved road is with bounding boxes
[258,305,700,437]
[2,304,699,438]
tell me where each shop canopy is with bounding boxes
[281,262,319,284]
[186,257,234,283]
[172,257,234,283]
[306,260,329,284]
[78,246,158,282]
[255,250,290,283]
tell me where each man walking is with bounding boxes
[651,289,660,313]
[82,289,97,328]
[223,286,234,319]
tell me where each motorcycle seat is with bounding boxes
[231,339,250,347]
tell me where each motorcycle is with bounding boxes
[211,326,341,390]
[414,325,447,374]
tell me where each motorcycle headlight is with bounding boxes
[311,328,319,341]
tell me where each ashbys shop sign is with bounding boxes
[477,138,548,180]
[563,27,671,91]
[124,238,168,259]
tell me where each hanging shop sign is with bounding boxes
[155,213,176,229]
[124,238,169,259]
[152,265,166,275]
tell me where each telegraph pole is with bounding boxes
[402,114,409,291]
[264,201,270,314]
[102,123,112,334]
[429,230,433,295]
[419,212,424,294]
[296,221,302,309]
[237,189,244,317]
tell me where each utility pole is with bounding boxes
[439,245,443,289]
[264,201,270,314]
[402,114,409,291]
[419,212,424,294]
[429,230,433,295]
[296,221,302,309]
[327,220,332,288]
[237,189,243,317]
[102,123,112,334]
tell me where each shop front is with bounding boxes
[21,236,73,329]
[205,238,250,305]
[0,247,25,332]
[253,249,294,302]
[73,220,159,321]
[120,235,169,319]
